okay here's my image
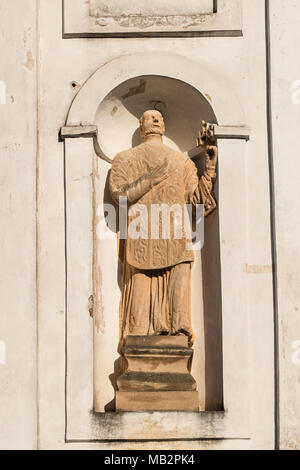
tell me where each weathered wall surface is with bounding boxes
[0,0,300,450]
[0,0,37,449]
[269,0,300,450]
[37,0,274,449]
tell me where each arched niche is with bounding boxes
[67,52,245,127]
[65,52,246,416]
[95,75,216,154]
[94,75,223,411]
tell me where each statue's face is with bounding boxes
[140,110,165,138]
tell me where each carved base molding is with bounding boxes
[116,391,199,412]
[116,335,199,412]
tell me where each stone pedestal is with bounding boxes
[116,335,199,412]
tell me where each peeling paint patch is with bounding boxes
[95,14,207,29]
[122,79,146,99]
[0,340,6,365]
[90,0,213,18]
[93,157,106,334]
[24,51,35,71]
[243,263,274,274]
[94,265,105,333]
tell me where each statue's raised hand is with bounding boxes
[205,145,218,178]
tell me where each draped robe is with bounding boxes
[109,141,216,345]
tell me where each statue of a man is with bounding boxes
[109,110,217,346]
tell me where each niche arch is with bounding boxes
[66,51,245,127]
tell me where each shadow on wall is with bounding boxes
[96,75,223,411]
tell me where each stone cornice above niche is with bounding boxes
[63,0,243,37]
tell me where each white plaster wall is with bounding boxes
[37,0,274,449]
[0,0,37,450]
[1,0,300,450]
[270,0,300,450]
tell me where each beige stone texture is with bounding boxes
[116,391,199,412]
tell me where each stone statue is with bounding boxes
[109,110,217,347]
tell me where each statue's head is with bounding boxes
[139,110,165,139]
